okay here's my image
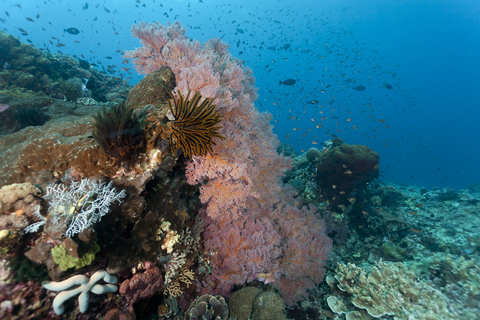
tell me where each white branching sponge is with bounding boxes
[25,179,126,238]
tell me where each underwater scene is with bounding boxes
[0,0,479,319]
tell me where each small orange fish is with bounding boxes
[362,210,369,215]
[332,185,337,189]
[322,148,328,154]
[348,197,356,203]
[373,163,379,169]
[346,118,352,122]
[407,211,416,215]
[339,191,345,194]
[345,170,353,174]
[410,228,420,233]
[311,141,318,145]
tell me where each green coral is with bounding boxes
[51,241,100,271]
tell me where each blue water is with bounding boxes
[4,0,480,190]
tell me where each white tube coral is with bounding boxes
[42,270,118,315]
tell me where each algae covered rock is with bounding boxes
[306,147,322,163]
[315,139,380,209]
[51,241,100,271]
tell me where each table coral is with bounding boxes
[328,259,455,319]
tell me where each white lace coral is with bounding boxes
[25,178,126,238]
[42,270,118,315]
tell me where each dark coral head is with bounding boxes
[167,90,225,160]
[14,108,49,128]
[91,102,145,164]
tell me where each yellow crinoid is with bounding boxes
[167,90,225,159]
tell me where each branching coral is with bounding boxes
[167,90,224,159]
[24,178,126,238]
[91,101,145,165]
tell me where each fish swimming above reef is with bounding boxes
[85,78,96,90]
[64,27,80,35]
[307,100,319,104]
[353,85,366,91]
[279,79,296,86]
[78,58,91,69]
[0,104,9,112]
[384,83,393,89]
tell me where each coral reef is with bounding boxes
[327,259,454,319]
[125,20,332,305]
[0,265,52,320]
[1,15,478,320]
[315,137,380,210]
[185,294,228,320]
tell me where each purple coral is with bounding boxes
[119,261,164,305]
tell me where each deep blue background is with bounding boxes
[3,0,479,190]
